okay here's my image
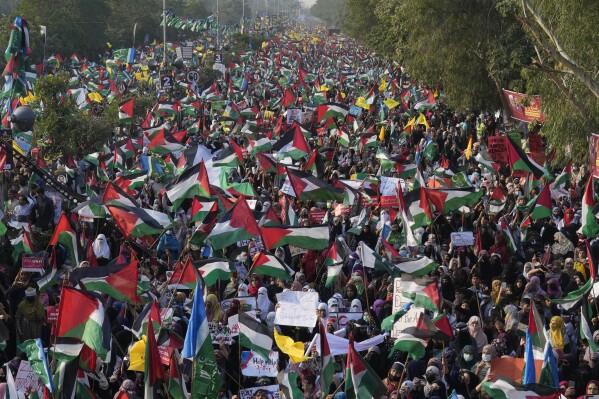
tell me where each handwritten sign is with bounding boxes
[241,351,279,377]
[391,277,425,338]
[15,361,43,393]
[487,136,508,164]
[22,257,44,273]
[208,322,233,345]
[450,231,474,246]
[239,385,280,399]
[274,291,319,328]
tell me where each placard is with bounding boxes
[239,385,280,399]
[334,204,350,216]
[274,291,319,327]
[309,209,327,223]
[349,105,363,117]
[241,351,279,377]
[590,133,599,179]
[22,257,44,273]
[329,312,363,329]
[220,296,257,312]
[47,305,59,323]
[391,277,425,338]
[450,231,474,246]
[157,345,172,366]
[15,360,43,393]
[300,110,314,125]
[487,136,509,164]
[286,108,302,125]
[380,195,399,208]
[208,322,233,344]
[502,89,546,123]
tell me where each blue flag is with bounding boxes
[522,330,536,384]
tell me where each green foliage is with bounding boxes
[310,0,347,28]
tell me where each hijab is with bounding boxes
[352,276,365,295]
[238,283,249,297]
[468,316,488,352]
[350,298,363,313]
[549,316,565,351]
[503,304,520,331]
[523,276,545,297]
[257,287,271,320]
[205,294,224,322]
[372,299,385,318]
[317,302,329,319]
[491,280,502,304]
[92,234,111,259]
[328,298,340,314]
[552,232,574,255]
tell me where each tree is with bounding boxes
[310,0,347,28]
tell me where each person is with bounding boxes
[472,344,495,381]
[548,315,569,352]
[383,362,403,395]
[205,294,224,323]
[93,233,111,266]
[15,287,45,342]
[32,187,55,230]
[156,230,179,262]
[467,316,488,354]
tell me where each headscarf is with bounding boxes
[328,298,340,314]
[119,379,137,395]
[549,316,565,351]
[291,272,305,291]
[523,276,545,297]
[468,316,488,352]
[491,280,502,304]
[503,304,520,331]
[205,294,224,322]
[92,234,111,259]
[317,302,329,319]
[350,298,363,313]
[491,333,509,357]
[552,232,574,255]
[482,344,497,360]
[372,299,384,318]
[351,275,365,295]
[546,277,562,299]
[266,311,276,332]
[257,287,271,320]
[237,283,248,297]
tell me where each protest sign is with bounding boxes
[309,209,327,223]
[208,322,233,344]
[221,296,257,312]
[591,133,599,179]
[391,277,425,338]
[380,195,399,208]
[157,346,172,366]
[21,257,44,273]
[450,232,474,246]
[239,385,280,399]
[15,361,43,393]
[502,89,546,123]
[46,305,59,323]
[487,136,509,164]
[286,108,302,125]
[241,351,279,377]
[329,312,363,329]
[349,105,363,117]
[379,176,400,196]
[300,110,313,125]
[274,291,319,327]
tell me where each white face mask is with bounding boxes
[463,354,473,362]
[482,354,492,362]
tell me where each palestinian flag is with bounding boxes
[278,371,304,399]
[475,149,500,173]
[488,187,507,215]
[395,256,438,276]
[168,350,189,399]
[587,240,596,279]
[482,378,560,399]
[255,153,278,174]
[320,321,334,396]
[166,161,211,211]
[528,302,547,359]
[549,159,571,200]
[389,332,428,360]
[357,241,396,274]
[207,197,261,250]
[144,316,165,399]
[153,101,180,115]
[71,259,139,302]
[317,103,349,122]
[323,242,344,266]
[530,185,552,220]
[249,251,295,281]
[272,124,310,160]
[11,229,35,262]
[356,134,377,152]
[286,168,345,202]
[581,301,599,352]
[197,258,232,286]
[248,135,272,155]
[102,182,138,207]
[167,257,198,290]
[422,187,483,216]
[147,129,187,154]
[507,137,548,178]
[118,98,134,124]
[261,224,329,250]
[550,278,592,310]
[259,206,283,227]
[190,199,217,223]
[106,203,172,238]
[19,339,54,393]
[56,288,111,358]
[131,300,162,338]
[49,213,79,266]
[396,163,417,179]
[239,311,273,361]
[400,275,440,312]
[498,216,518,254]
[579,177,599,237]
[345,334,387,399]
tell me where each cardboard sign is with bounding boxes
[208,322,233,345]
[21,257,44,273]
[391,277,425,338]
[241,351,279,377]
[450,231,474,246]
[309,209,327,223]
[239,385,280,399]
[349,105,363,117]
[274,291,319,327]
[487,136,509,164]
[15,360,43,393]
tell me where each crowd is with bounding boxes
[0,18,598,399]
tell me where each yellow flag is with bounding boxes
[320,85,329,92]
[384,98,400,109]
[404,116,416,131]
[341,92,346,99]
[355,96,370,110]
[262,41,267,48]
[88,92,103,103]
[379,125,385,141]
[379,78,387,92]
[416,113,429,129]
[465,137,473,160]
[128,336,145,371]
[274,329,311,364]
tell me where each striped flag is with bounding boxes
[239,311,273,361]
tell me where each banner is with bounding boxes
[220,296,257,312]
[208,322,233,344]
[329,312,363,329]
[274,291,319,327]
[241,351,279,377]
[590,133,599,178]
[487,136,509,164]
[239,385,280,399]
[391,277,425,338]
[502,89,546,123]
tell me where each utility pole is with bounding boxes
[163,0,167,65]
